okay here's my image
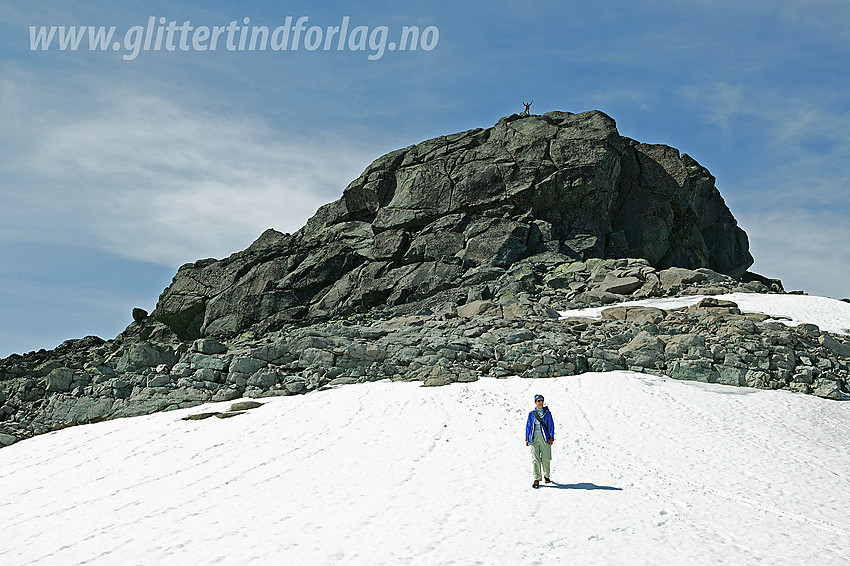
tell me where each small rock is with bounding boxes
[576,290,622,305]
[45,368,73,393]
[818,334,850,358]
[147,374,171,388]
[812,377,843,400]
[229,401,264,412]
[619,331,665,355]
[0,433,20,447]
[215,411,246,419]
[247,368,279,389]
[284,379,306,393]
[659,267,707,290]
[597,276,643,295]
[116,343,176,372]
[668,359,717,383]
[687,298,740,315]
[181,412,219,421]
[193,338,228,355]
[458,300,501,317]
[698,297,737,308]
[601,306,665,325]
[716,365,746,386]
[796,323,821,337]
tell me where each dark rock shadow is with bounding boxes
[542,482,622,491]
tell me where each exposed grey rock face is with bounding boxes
[152,110,754,341]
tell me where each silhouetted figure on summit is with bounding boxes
[521,100,533,116]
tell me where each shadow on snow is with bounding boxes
[542,482,623,491]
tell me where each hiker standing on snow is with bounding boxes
[525,394,555,488]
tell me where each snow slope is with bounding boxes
[2,372,849,565]
[559,292,850,335]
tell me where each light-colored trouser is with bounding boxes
[530,435,552,481]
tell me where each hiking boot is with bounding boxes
[544,477,551,484]
[532,480,540,488]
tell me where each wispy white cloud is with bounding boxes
[585,88,658,113]
[677,81,850,199]
[742,209,850,299]
[676,82,747,135]
[672,80,850,296]
[0,69,376,267]
[778,0,850,45]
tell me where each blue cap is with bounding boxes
[534,395,544,402]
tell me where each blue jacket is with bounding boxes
[525,406,555,443]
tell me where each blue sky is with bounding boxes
[2,0,849,356]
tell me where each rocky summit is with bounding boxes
[152,110,752,340]
[1,110,847,448]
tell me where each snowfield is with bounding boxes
[558,292,850,335]
[2,371,850,565]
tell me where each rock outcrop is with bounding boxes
[4,109,841,449]
[152,110,753,341]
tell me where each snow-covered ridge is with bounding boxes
[559,292,850,335]
[2,372,849,565]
